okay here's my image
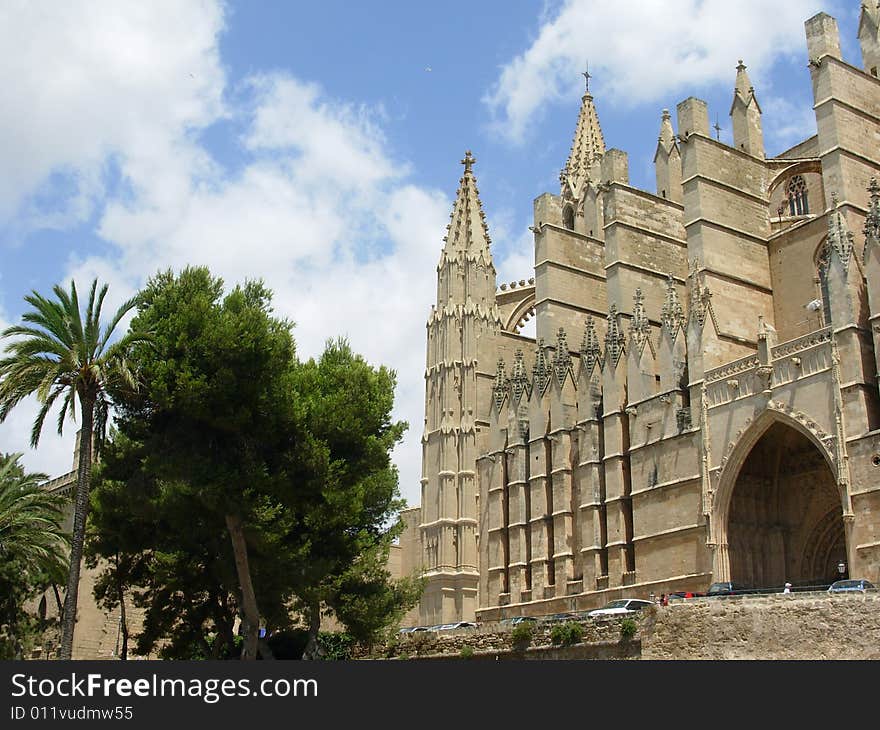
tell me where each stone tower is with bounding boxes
[418,151,502,624]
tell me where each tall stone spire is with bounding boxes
[654,109,682,203]
[560,67,606,201]
[418,149,501,626]
[729,60,764,158]
[436,151,499,308]
[440,150,493,265]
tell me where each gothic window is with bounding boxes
[562,204,575,231]
[788,175,809,216]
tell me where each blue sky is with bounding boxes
[0,0,861,508]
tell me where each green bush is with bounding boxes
[459,645,475,659]
[317,631,355,660]
[510,622,534,648]
[550,621,584,647]
[620,618,638,640]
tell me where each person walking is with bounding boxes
[783,582,792,594]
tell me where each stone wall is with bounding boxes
[642,592,880,659]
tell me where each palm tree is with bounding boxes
[0,452,69,658]
[0,279,148,659]
[0,452,68,578]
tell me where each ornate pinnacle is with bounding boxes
[553,327,572,386]
[493,358,508,412]
[605,303,625,368]
[661,274,684,336]
[865,178,880,254]
[827,192,854,270]
[511,349,528,403]
[581,316,602,373]
[533,338,550,395]
[630,288,650,344]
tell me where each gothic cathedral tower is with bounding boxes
[418,151,502,624]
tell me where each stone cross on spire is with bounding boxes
[582,61,591,94]
[561,64,606,201]
[461,150,476,174]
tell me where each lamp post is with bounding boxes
[837,562,846,579]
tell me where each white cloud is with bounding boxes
[0,2,457,508]
[0,0,225,228]
[485,0,839,143]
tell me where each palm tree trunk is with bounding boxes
[225,513,260,660]
[51,584,63,619]
[59,401,94,660]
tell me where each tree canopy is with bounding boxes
[88,267,420,659]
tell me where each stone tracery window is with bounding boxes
[788,175,809,216]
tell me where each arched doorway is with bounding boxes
[725,421,846,589]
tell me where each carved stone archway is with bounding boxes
[712,409,847,588]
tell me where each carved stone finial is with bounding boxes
[533,338,550,395]
[461,150,476,173]
[553,327,572,386]
[630,288,651,344]
[661,274,684,337]
[605,303,625,368]
[864,178,880,256]
[511,349,528,403]
[581,316,602,374]
[827,191,854,269]
[493,358,508,411]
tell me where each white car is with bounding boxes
[587,599,655,617]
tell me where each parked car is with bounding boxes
[706,581,752,596]
[828,579,876,593]
[502,616,537,626]
[540,612,579,624]
[587,599,654,617]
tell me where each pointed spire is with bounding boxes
[441,149,492,261]
[533,338,551,395]
[493,357,508,412]
[581,316,602,375]
[629,288,651,352]
[688,259,712,329]
[605,304,625,368]
[661,274,684,339]
[561,67,606,201]
[656,109,676,157]
[864,178,880,257]
[553,327,572,386]
[729,59,762,113]
[511,349,529,403]
[827,192,855,269]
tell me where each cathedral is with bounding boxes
[398,6,880,625]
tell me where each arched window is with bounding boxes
[562,204,575,231]
[788,175,809,216]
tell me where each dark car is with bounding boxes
[540,612,579,624]
[707,581,751,596]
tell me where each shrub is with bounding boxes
[317,631,355,660]
[510,622,534,649]
[620,618,638,640]
[460,645,475,659]
[550,621,584,647]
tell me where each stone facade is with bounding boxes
[405,6,880,626]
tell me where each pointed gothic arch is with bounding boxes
[712,408,847,587]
